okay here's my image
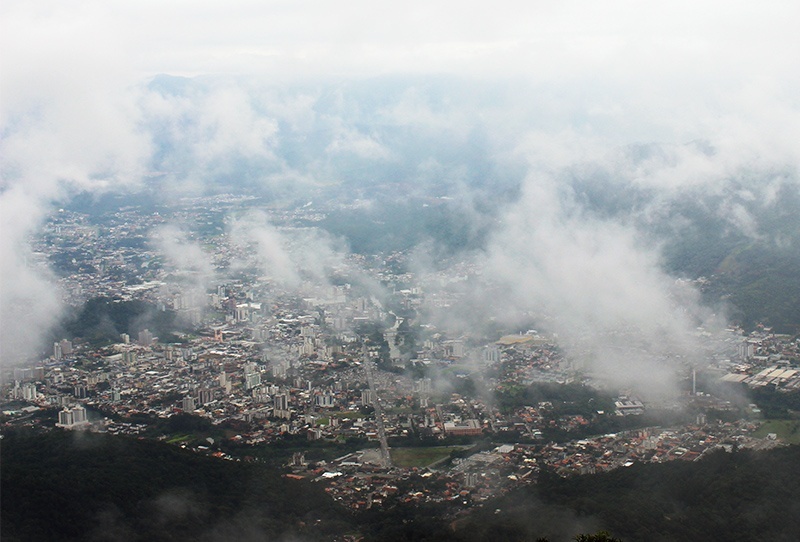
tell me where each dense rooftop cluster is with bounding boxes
[4,195,800,517]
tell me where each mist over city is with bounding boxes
[2,2,800,541]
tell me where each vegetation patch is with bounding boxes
[390,446,464,468]
[165,433,193,444]
[753,419,800,443]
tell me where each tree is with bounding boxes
[574,532,622,542]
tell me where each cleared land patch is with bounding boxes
[390,446,465,468]
[753,419,800,444]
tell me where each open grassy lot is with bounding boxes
[165,433,193,444]
[753,419,800,444]
[390,446,465,468]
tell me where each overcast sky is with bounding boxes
[3,1,799,164]
[3,2,799,85]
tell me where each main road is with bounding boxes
[363,346,392,468]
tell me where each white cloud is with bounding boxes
[481,172,716,394]
[0,186,63,363]
[4,1,798,82]
[1,0,799,370]
[151,224,216,297]
[325,125,392,161]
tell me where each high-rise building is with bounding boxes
[271,364,286,379]
[137,329,154,347]
[445,339,465,358]
[298,337,315,356]
[361,389,375,406]
[274,393,289,411]
[252,387,270,403]
[54,339,73,359]
[72,405,87,424]
[58,409,73,426]
[22,382,38,401]
[415,378,432,393]
[182,396,196,412]
[243,362,262,390]
[197,388,215,405]
[245,372,262,390]
[484,346,500,363]
[60,339,73,357]
[56,405,89,429]
[291,452,306,466]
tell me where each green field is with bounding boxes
[165,434,193,444]
[752,419,800,444]
[390,446,465,468]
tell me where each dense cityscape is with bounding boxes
[3,196,799,523]
[3,3,800,540]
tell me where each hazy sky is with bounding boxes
[3,1,798,89]
[3,1,798,167]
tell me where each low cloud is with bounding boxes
[227,210,350,292]
[485,173,710,394]
[152,223,217,304]
[0,65,149,365]
[0,186,62,363]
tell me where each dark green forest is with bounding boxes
[0,429,354,542]
[315,176,800,333]
[452,446,800,542]
[54,297,187,346]
[4,428,800,542]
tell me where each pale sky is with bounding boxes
[3,1,798,155]
[2,1,798,82]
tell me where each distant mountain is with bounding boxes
[70,74,800,332]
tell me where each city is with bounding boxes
[3,3,799,540]
[3,196,798,522]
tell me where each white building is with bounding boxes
[21,382,38,401]
[182,396,196,412]
[56,405,89,429]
